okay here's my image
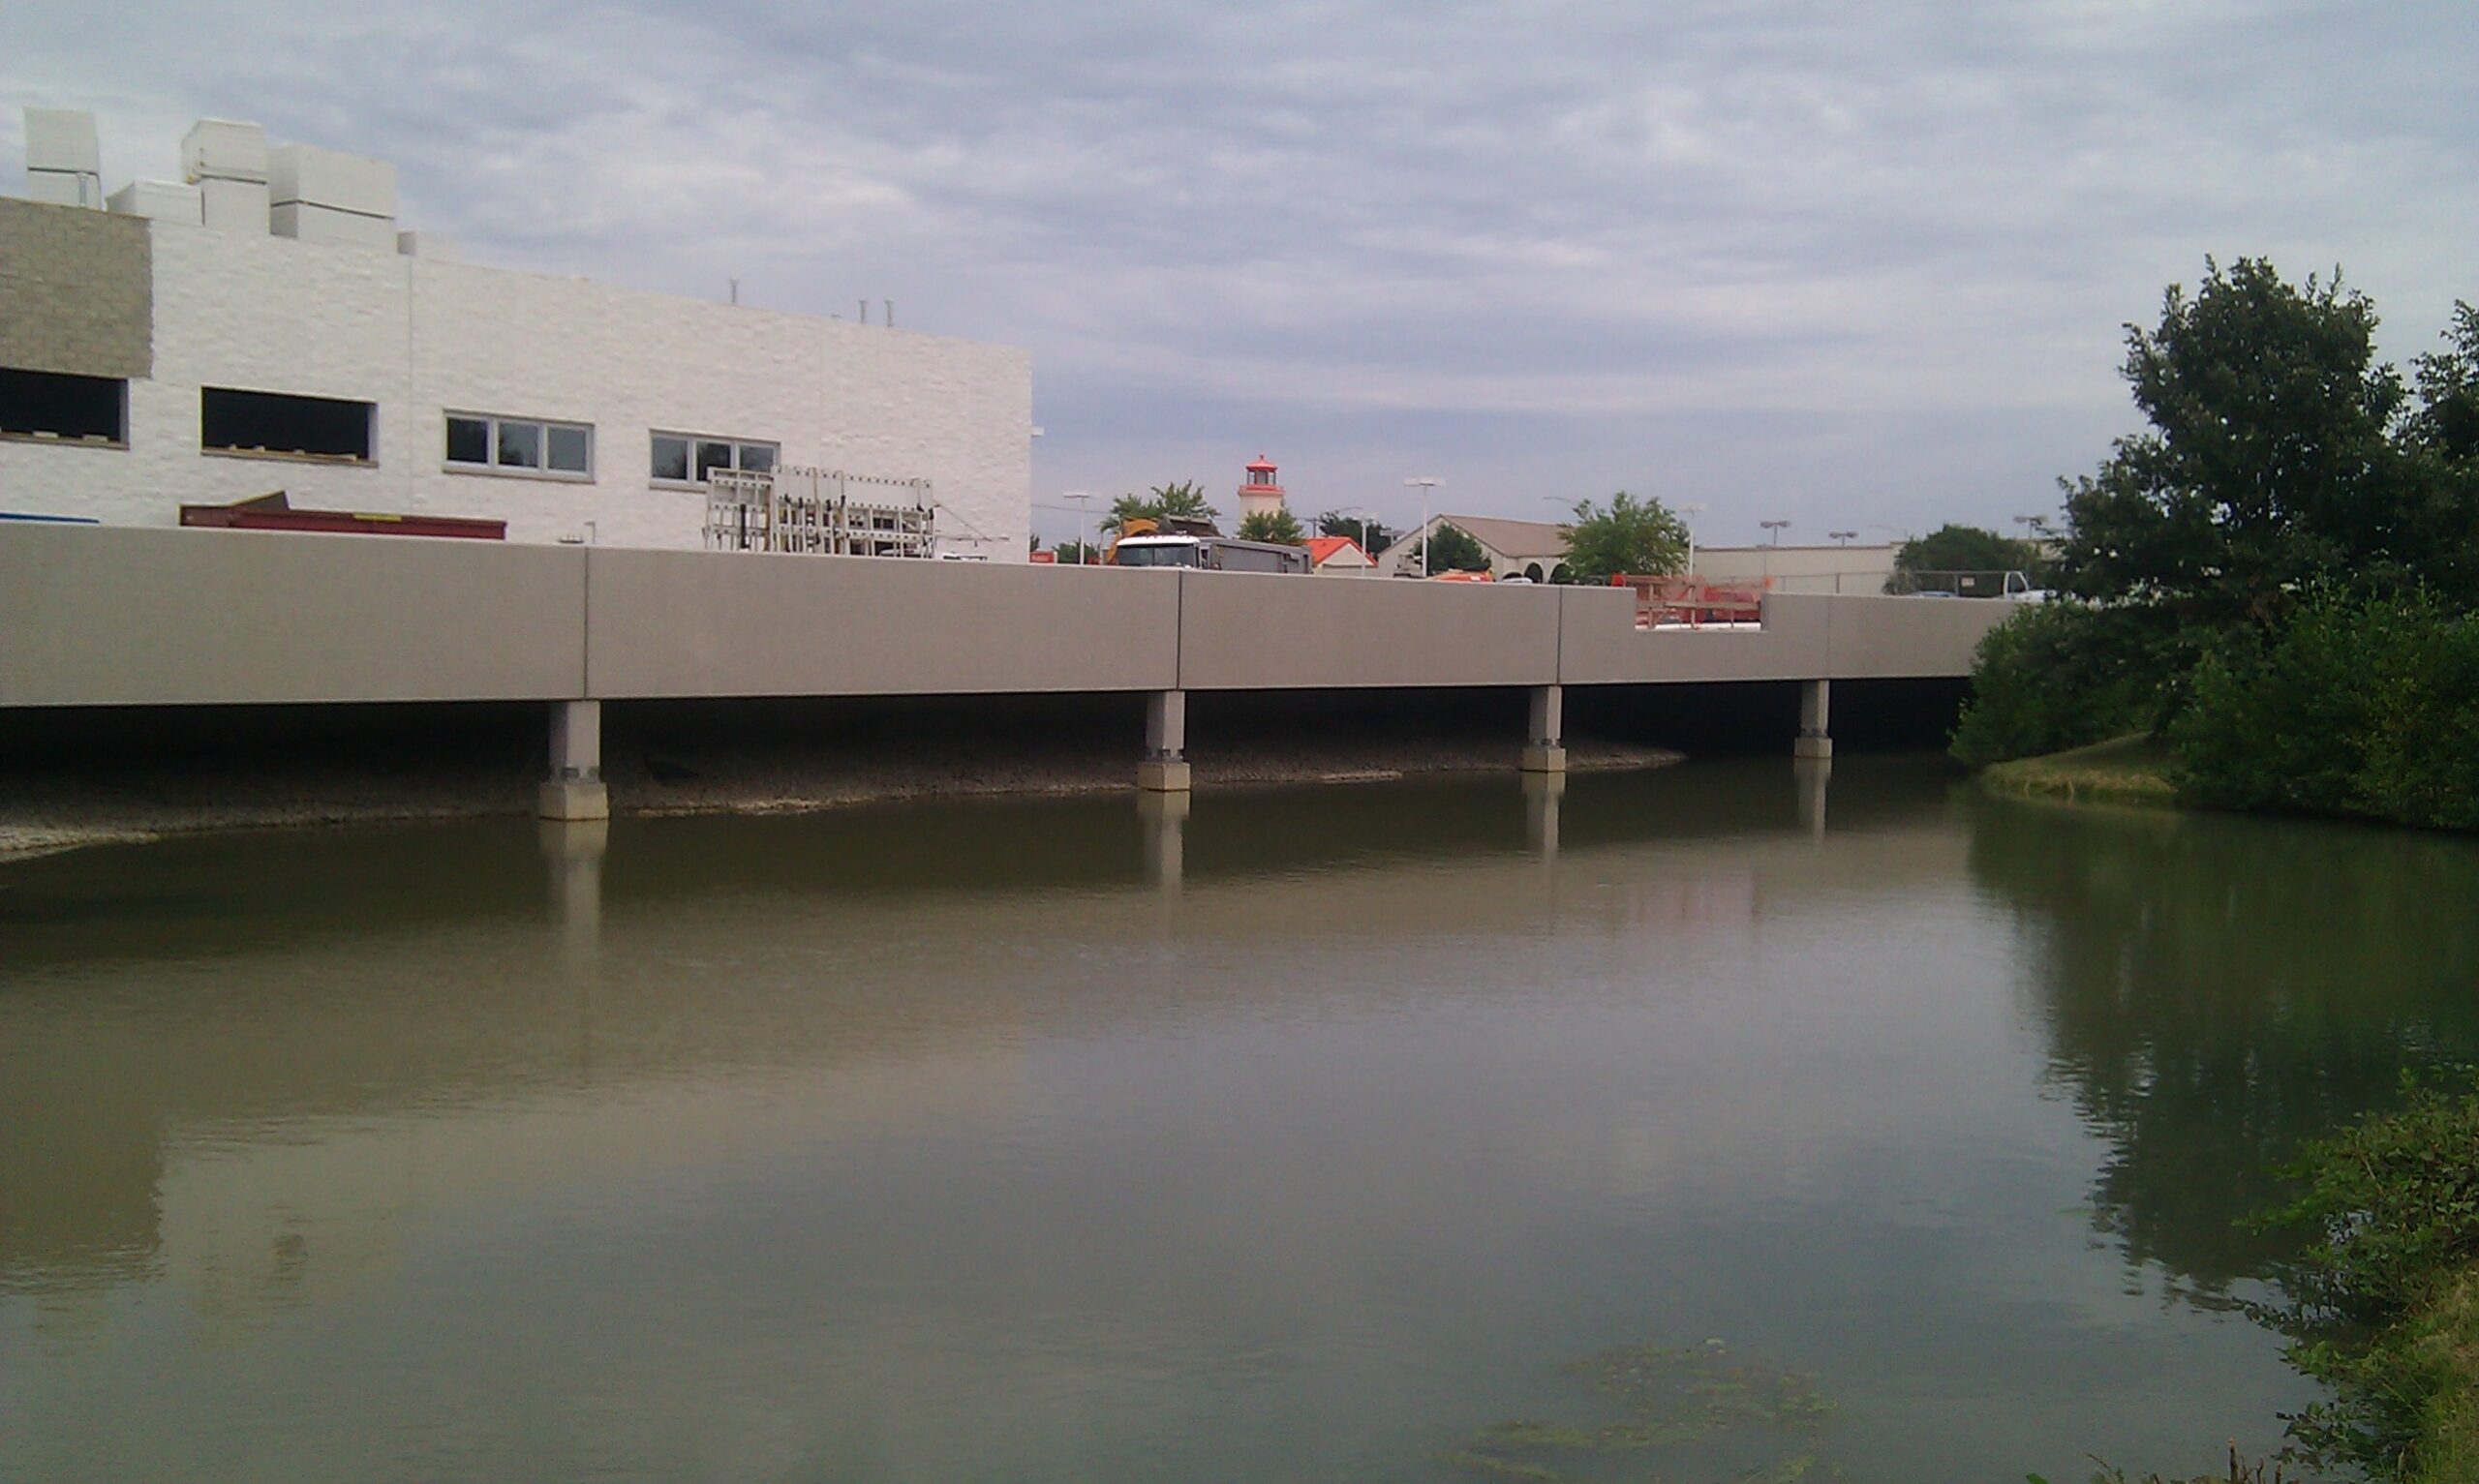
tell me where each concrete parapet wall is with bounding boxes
[0,523,584,706]
[1556,588,1831,683]
[584,549,1179,698]
[0,525,2010,711]
[1178,571,1560,690]
[1811,591,2006,678]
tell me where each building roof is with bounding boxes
[1305,535,1371,566]
[1433,513,1569,560]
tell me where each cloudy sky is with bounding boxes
[7,1,2472,546]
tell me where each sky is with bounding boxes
[6,1,2472,548]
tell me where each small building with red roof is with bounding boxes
[1304,533,1376,576]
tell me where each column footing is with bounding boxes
[537,779,610,821]
[1519,743,1569,774]
[1137,759,1192,793]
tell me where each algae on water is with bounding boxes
[1436,1339,1843,1483]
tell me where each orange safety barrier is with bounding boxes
[1609,573,1768,628]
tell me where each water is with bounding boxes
[6,757,2476,1482]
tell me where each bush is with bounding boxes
[2172,591,2479,828]
[1949,602,2182,768]
[2255,1075,2479,1478]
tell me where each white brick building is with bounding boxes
[0,109,1032,557]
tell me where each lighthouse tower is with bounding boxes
[1238,454,1286,524]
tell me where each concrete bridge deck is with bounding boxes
[0,523,2007,815]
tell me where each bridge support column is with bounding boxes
[1139,688,1190,792]
[1794,679,1832,760]
[1520,683,1567,773]
[538,699,610,820]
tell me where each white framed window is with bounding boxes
[445,411,594,480]
[651,431,778,487]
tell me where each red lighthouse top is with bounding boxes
[1241,454,1283,497]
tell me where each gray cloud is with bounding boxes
[7,0,2472,544]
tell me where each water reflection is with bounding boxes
[1968,794,2479,1298]
[1523,771,1564,859]
[1138,788,1188,893]
[1795,757,1830,841]
[8,758,2433,1483]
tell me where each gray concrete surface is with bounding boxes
[0,523,585,705]
[0,524,2007,711]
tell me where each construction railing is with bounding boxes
[1609,574,1769,628]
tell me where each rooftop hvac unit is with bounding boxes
[182,118,271,232]
[107,179,203,226]
[23,106,103,208]
[267,142,398,250]
[703,468,936,558]
[180,119,269,185]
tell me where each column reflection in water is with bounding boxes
[1138,789,1188,894]
[1522,770,1564,861]
[539,818,607,976]
[1795,757,1831,840]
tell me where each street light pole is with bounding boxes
[1404,476,1441,577]
[1760,519,1790,546]
[1063,491,1094,563]
[1677,500,1708,579]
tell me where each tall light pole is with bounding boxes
[1404,476,1440,576]
[1760,519,1790,546]
[1334,504,1378,568]
[1063,490,1094,563]
[1829,530,1856,546]
[1677,500,1708,578]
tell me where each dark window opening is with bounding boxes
[445,415,489,465]
[0,367,126,443]
[201,387,374,461]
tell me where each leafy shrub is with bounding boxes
[2172,591,2479,827]
[2254,1075,2479,1478]
[1949,601,2182,768]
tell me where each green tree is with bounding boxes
[1053,539,1100,565]
[1315,509,1393,555]
[1235,508,1306,545]
[1411,522,1489,574]
[1891,524,2042,590]
[1099,481,1221,535]
[2402,301,2479,604]
[1559,492,1688,583]
[2054,258,2416,621]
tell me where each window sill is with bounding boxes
[203,446,375,467]
[444,462,596,484]
[0,431,128,450]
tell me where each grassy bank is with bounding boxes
[2401,1268,2479,1484]
[1977,733,2175,804]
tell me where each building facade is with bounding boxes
[1694,542,1900,594]
[1391,514,1574,582]
[1,110,1033,557]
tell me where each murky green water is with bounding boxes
[6,758,2477,1483]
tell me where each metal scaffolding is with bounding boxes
[702,467,936,558]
